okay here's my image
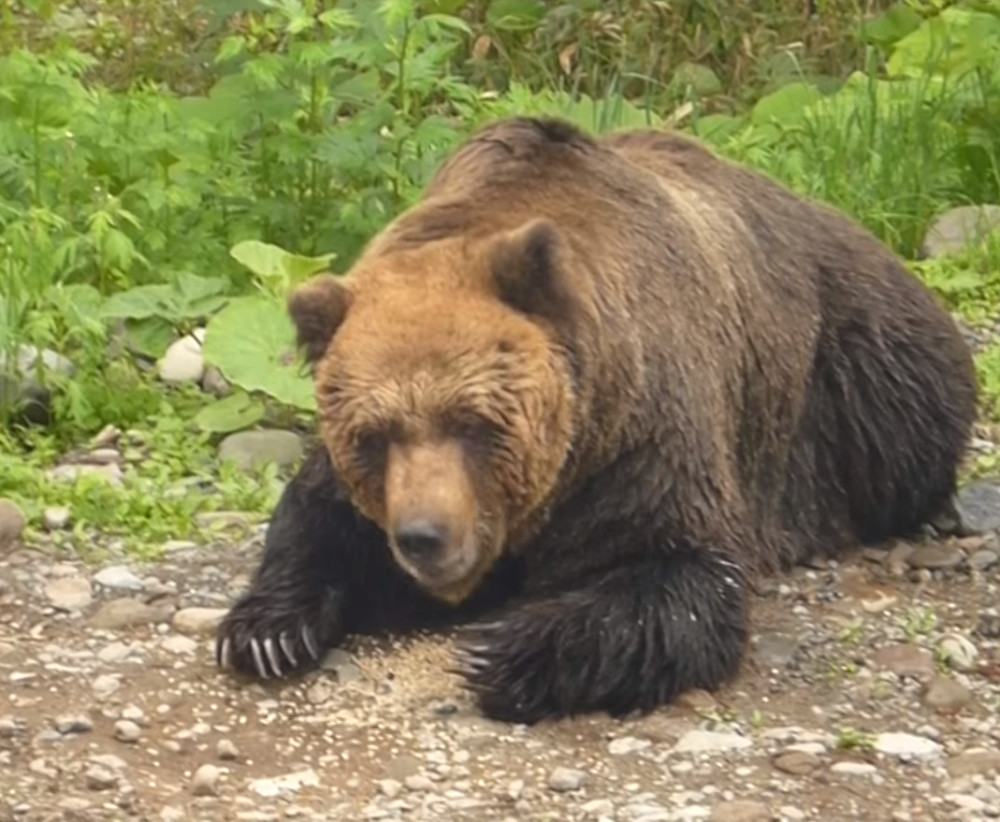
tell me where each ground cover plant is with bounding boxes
[1,0,999,557]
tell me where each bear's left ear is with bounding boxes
[287,274,353,363]
[488,219,579,326]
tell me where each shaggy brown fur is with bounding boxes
[216,117,977,724]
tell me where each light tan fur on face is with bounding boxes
[309,236,576,603]
[384,438,495,603]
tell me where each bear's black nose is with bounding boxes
[394,520,447,562]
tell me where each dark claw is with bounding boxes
[278,631,298,668]
[301,625,320,661]
[263,637,283,677]
[249,638,270,679]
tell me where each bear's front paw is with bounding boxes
[215,586,344,680]
[452,614,567,724]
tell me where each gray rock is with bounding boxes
[711,801,770,822]
[923,676,974,713]
[874,732,942,762]
[906,543,964,570]
[159,330,206,385]
[161,635,198,655]
[608,736,652,756]
[753,633,799,668]
[47,463,123,486]
[201,366,232,398]
[247,769,319,797]
[44,577,93,612]
[216,739,239,761]
[172,607,227,636]
[831,761,877,776]
[773,749,821,775]
[218,430,304,471]
[674,730,753,754]
[548,766,587,791]
[969,549,999,570]
[94,565,143,592]
[85,764,119,791]
[91,674,121,698]
[947,749,1000,777]
[0,499,26,551]
[0,345,75,426]
[871,643,936,680]
[190,763,221,796]
[113,720,141,743]
[937,634,979,672]
[89,598,174,630]
[581,799,614,817]
[42,506,71,531]
[922,204,1000,258]
[955,480,1000,534]
[54,715,93,735]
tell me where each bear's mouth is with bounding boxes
[389,524,500,605]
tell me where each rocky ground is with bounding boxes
[1,482,1000,822]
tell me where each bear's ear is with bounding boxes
[488,219,577,325]
[287,274,353,363]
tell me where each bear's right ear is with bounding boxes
[488,219,578,326]
[287,274,353,363]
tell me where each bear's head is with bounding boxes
[289,218,590,604]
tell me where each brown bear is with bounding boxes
[215,116,978,724]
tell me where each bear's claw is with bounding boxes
[214,587,343,681]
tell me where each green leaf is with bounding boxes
[229,240,336,297]
[100,284,175,321]
[202,295,316,411]
[194,390,266,433]
[860,3,922,48]
[486,0,547,31]
[671,62,723,97]
[750,82,824,127]
[123,317,176,360]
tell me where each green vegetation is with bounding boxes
[2,0,1000,554]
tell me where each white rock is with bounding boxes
[218,429,304,471]
[874,732,942,762]
[159,329,206,385]
[45,577,92,611]
[172,607,227,636]
[609,736,652,756]
[42,506,71,531]
[831,762,878,776]
[248,768,320,797]
[191,763,221,796]
[113,720,141,743]
[548,766,587,791]
[938,634,979,672]
[160,635,198,655]
[94,565,143,592]
[674,730,753,754]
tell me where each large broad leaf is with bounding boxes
[194,390,266,433]
[100,284,175,321]
[888,8,1000,79]
[202,295,316,412]
[230,240,336,297]
[860,3,922,48]
[750,82,824,127]
[124,317,176,360]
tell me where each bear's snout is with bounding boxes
[393,519,449,564]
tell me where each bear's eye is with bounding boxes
[448,413,505,450]
[354,429,388,469]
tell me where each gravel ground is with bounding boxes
[2,495,1000,822]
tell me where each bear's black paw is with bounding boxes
[215,586,344,680]
[451,612,587,725]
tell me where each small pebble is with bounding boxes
[548,766,587,792]
[191,764,221,796]
[216,739,239,761]
[113,720,141,744]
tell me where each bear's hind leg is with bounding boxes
[454,548,748,724]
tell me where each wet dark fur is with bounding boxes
[217,117,977,724]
